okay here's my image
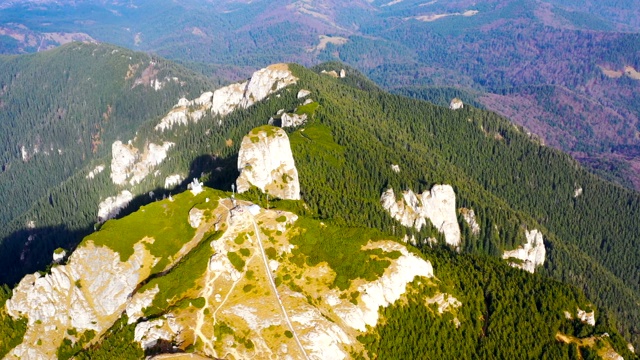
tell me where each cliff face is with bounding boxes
[502,229,546,273]
[156,63,298,131]
[2,187,444,359]
[236,126,301,200]
[380,186,461,249]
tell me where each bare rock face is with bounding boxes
[5,242,155,358]
[156,64,297,131]
[236,126,300,200]
[459,208,480,236]
[502,229,546,273]
[450,98,464,110]
[281,112,307,128]
[97,190,133,222]
[577,308,596,326]
[381,186,461,249]
[110,140,174,186]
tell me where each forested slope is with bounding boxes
[1,57,638,350]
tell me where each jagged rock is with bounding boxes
[97,190,133,222]
[189,208,205,228]
[110,141,174,186]
[188,178,203,195]
[390,164,400,173]
[236,126,300,200]
[164,174,183,188]
[156,64,297,131]
[577,308,596,326]
[52,248,66,263]
[134,316,182,350]
[459,208,480,236]
[5,242,155,358]
[126,285,160,324]
[211,81,247,117]
[574,186,583,198]
[450,98,464,110]
[86,164,105,179]
[297,89,311,98]
[340,69,346,78]
[381,186,461,249]
[502,229,546,273]
[321,70,339,78]
[281,112,307,128]
[303,98,314,105]
[331,242,434,332]
[425,293,462,314]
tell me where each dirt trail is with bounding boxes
[249,214,310,360]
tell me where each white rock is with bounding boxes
[135,318,176,350]
[331,243,433,332]
[240,64,298,109]
[86,164,105,179]
[303,98,313,105]
[340,69,346,78]
[574,187,583,198]
[425,293,462,314]
[110,141,137,185]
[211,81,247,117]
[6,242,154,357]
[297,89,311,98]
[281,113,307,128]
[381,186,461,248]
[577,308,596,326]
[188,178,203,195]
[390,164,400,173]
[52,249,66,263]
[460,208,480,236]
[236,127,300,200]
[110,141,174,185]
[126,285,160,324]
[502,229,546,273]
[97,190,133,222]
[450,98,464,110]
[164,174,183,188]
[189,208,205,228]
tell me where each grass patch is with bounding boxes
[289,218,396,290]
[87,188,224,272]
[139,230,220,317]
[191,297,205,309]
[239,248,251,257]
[228,252,246,272]
[296,101,320,116]
[234,233,246,245]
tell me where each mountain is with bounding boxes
[0,51,639,358]
[4,0,639,192]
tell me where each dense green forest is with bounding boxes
[1,54,639,353]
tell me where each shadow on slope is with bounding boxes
[0,153,240,287]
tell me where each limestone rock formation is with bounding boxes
[110,140,174,186]
[164,174,184,188]
[502,229,546,273]
[380,186,461,248]
[5,242,155,358]
[97,190,133,222]
[155,64,297,131]
[236,126,300,200]
[450,98,464,110]
[577,308,596,326]
[281,112,307,128]
[297,89,311,98]
[459,208,480,236]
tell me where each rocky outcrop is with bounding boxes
[297,89,311,98]
[97,190,133,222]
[390,164,400,173]
[155,92,213,131]
[381,186,461,248]
[5,242,155,358]
[164,174,184,188]
[450,98,464,110]
[577,308,596,326]
[155,64,297,131]
[110,140,174,186]
[236,126,300,200]
[86,164,105,179]
[281,112,307,127]
[459,208,480,235]
[502,229,545,273]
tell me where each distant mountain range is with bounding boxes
[1,0,639,191]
